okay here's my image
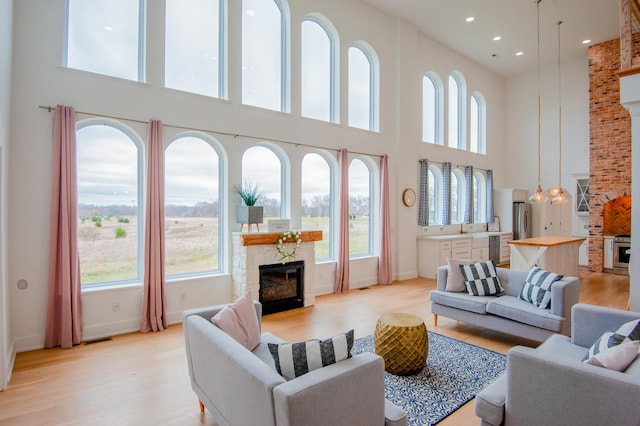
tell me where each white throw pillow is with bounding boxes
[445,258,476,292]
[211,291,261,351]
[584,340,640,371]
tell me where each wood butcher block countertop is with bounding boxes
[507,236,586,247]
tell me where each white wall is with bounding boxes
[7,0,597,353]
[0,0,14,389]
[505,57,591,237]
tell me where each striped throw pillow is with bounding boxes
[519,268,564,309]
[459,260,504,296]
[268,329,354,380]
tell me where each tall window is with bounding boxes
[428,165,442,225]
[242,0,288,111]
[301,153,333,259]
[76,121,142,286]
[448,72,466,149]
[348,159,372,256]
[473,172,487,223]
[348,45,378,131]
[422,74,441,144]
[301,18,336,122]
[66,0,145,81]
[165,0,224,98]
[470,92,486,154]
[451,169,465,223]
[242,145,284,219]
[165,135,222,276]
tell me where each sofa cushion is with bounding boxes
[211,292,261,351]
[253,332,286,370]
[519,267,563,309]
[486,296,564,332]
[268,329,354,380]
[536,333,589,361]
[445,258,476,292]
[460,261,504,296]
[430,289,495,314]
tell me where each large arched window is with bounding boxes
[165,0,225,98]
[76,121,143,286]
[473,172,487,223]
[165,134,223,277]
[428,165,442,225]
[65,0,145,81]
[301,17,338,123]
[242,145,286,219]
[348,44,379,131]
[470,92,487,154]
[451,169,465,224]
[348,158,372,256]
[301,152,334,260]
[242,0,289,112]
[422,73,443,145]
[448,71,467,150]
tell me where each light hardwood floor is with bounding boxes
[0,270,629,425]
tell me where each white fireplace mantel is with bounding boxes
[231,231,322,308]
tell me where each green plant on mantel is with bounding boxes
[234,181,264,206]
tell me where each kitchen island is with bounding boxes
[508,236,586,277]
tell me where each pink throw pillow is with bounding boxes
[211,292,261,351]
[445,258,476,292]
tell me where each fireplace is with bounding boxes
[259,260,304,315]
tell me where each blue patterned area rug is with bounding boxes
[352,332,506,426]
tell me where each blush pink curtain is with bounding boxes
[378,155,392,284]
[140,120,167,332]
[334,149,350,293]
[45,105,83,349]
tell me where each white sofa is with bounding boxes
[430,266,580,342]
[182,301,407,426]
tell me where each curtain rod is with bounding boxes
[38,105,386,159]
[423,158,491,173]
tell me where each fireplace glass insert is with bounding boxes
[259,260,304,314]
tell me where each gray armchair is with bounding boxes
[475,303,640,426]
[182,302,407,426]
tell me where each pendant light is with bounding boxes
[529,0,547,204]
[550,20,568,204]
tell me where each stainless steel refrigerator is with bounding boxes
[513,202,531,240]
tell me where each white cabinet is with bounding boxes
[579,239,589,266]
[417,237,471,279]
[472,248,489,261]
[604,237,614,269]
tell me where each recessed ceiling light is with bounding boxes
[465,16,475,22]
[493,36,502,41]
[516,51,524,56]
[103,26,113,31]
[582,39,591,45]
[245,9,256,17]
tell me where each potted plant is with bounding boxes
[234,181,264,231]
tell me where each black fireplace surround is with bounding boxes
[259,260,304,315]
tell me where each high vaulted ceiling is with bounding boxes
[360,0,620,77]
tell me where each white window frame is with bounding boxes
[448,71,467,150]
[76,119,144,288]
[470,92,487,154]
[428,165,443,225]
[301,15,339,123]
[348,42,379,132]
[422,72,444,145]
[164,132,226,279]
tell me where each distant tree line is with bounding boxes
[79,194,369,219]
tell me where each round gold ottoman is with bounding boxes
[374,313,428,375]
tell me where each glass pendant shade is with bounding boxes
[529,184,547,203]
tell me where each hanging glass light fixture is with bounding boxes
[549,20,569,204]
[529,0,547,204]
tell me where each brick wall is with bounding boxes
[588,38,632,271]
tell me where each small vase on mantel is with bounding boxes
[234,181,265,232]
[236,205,263,232]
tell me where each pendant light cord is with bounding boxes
[536,0,542,188]
[557,20,563,191]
